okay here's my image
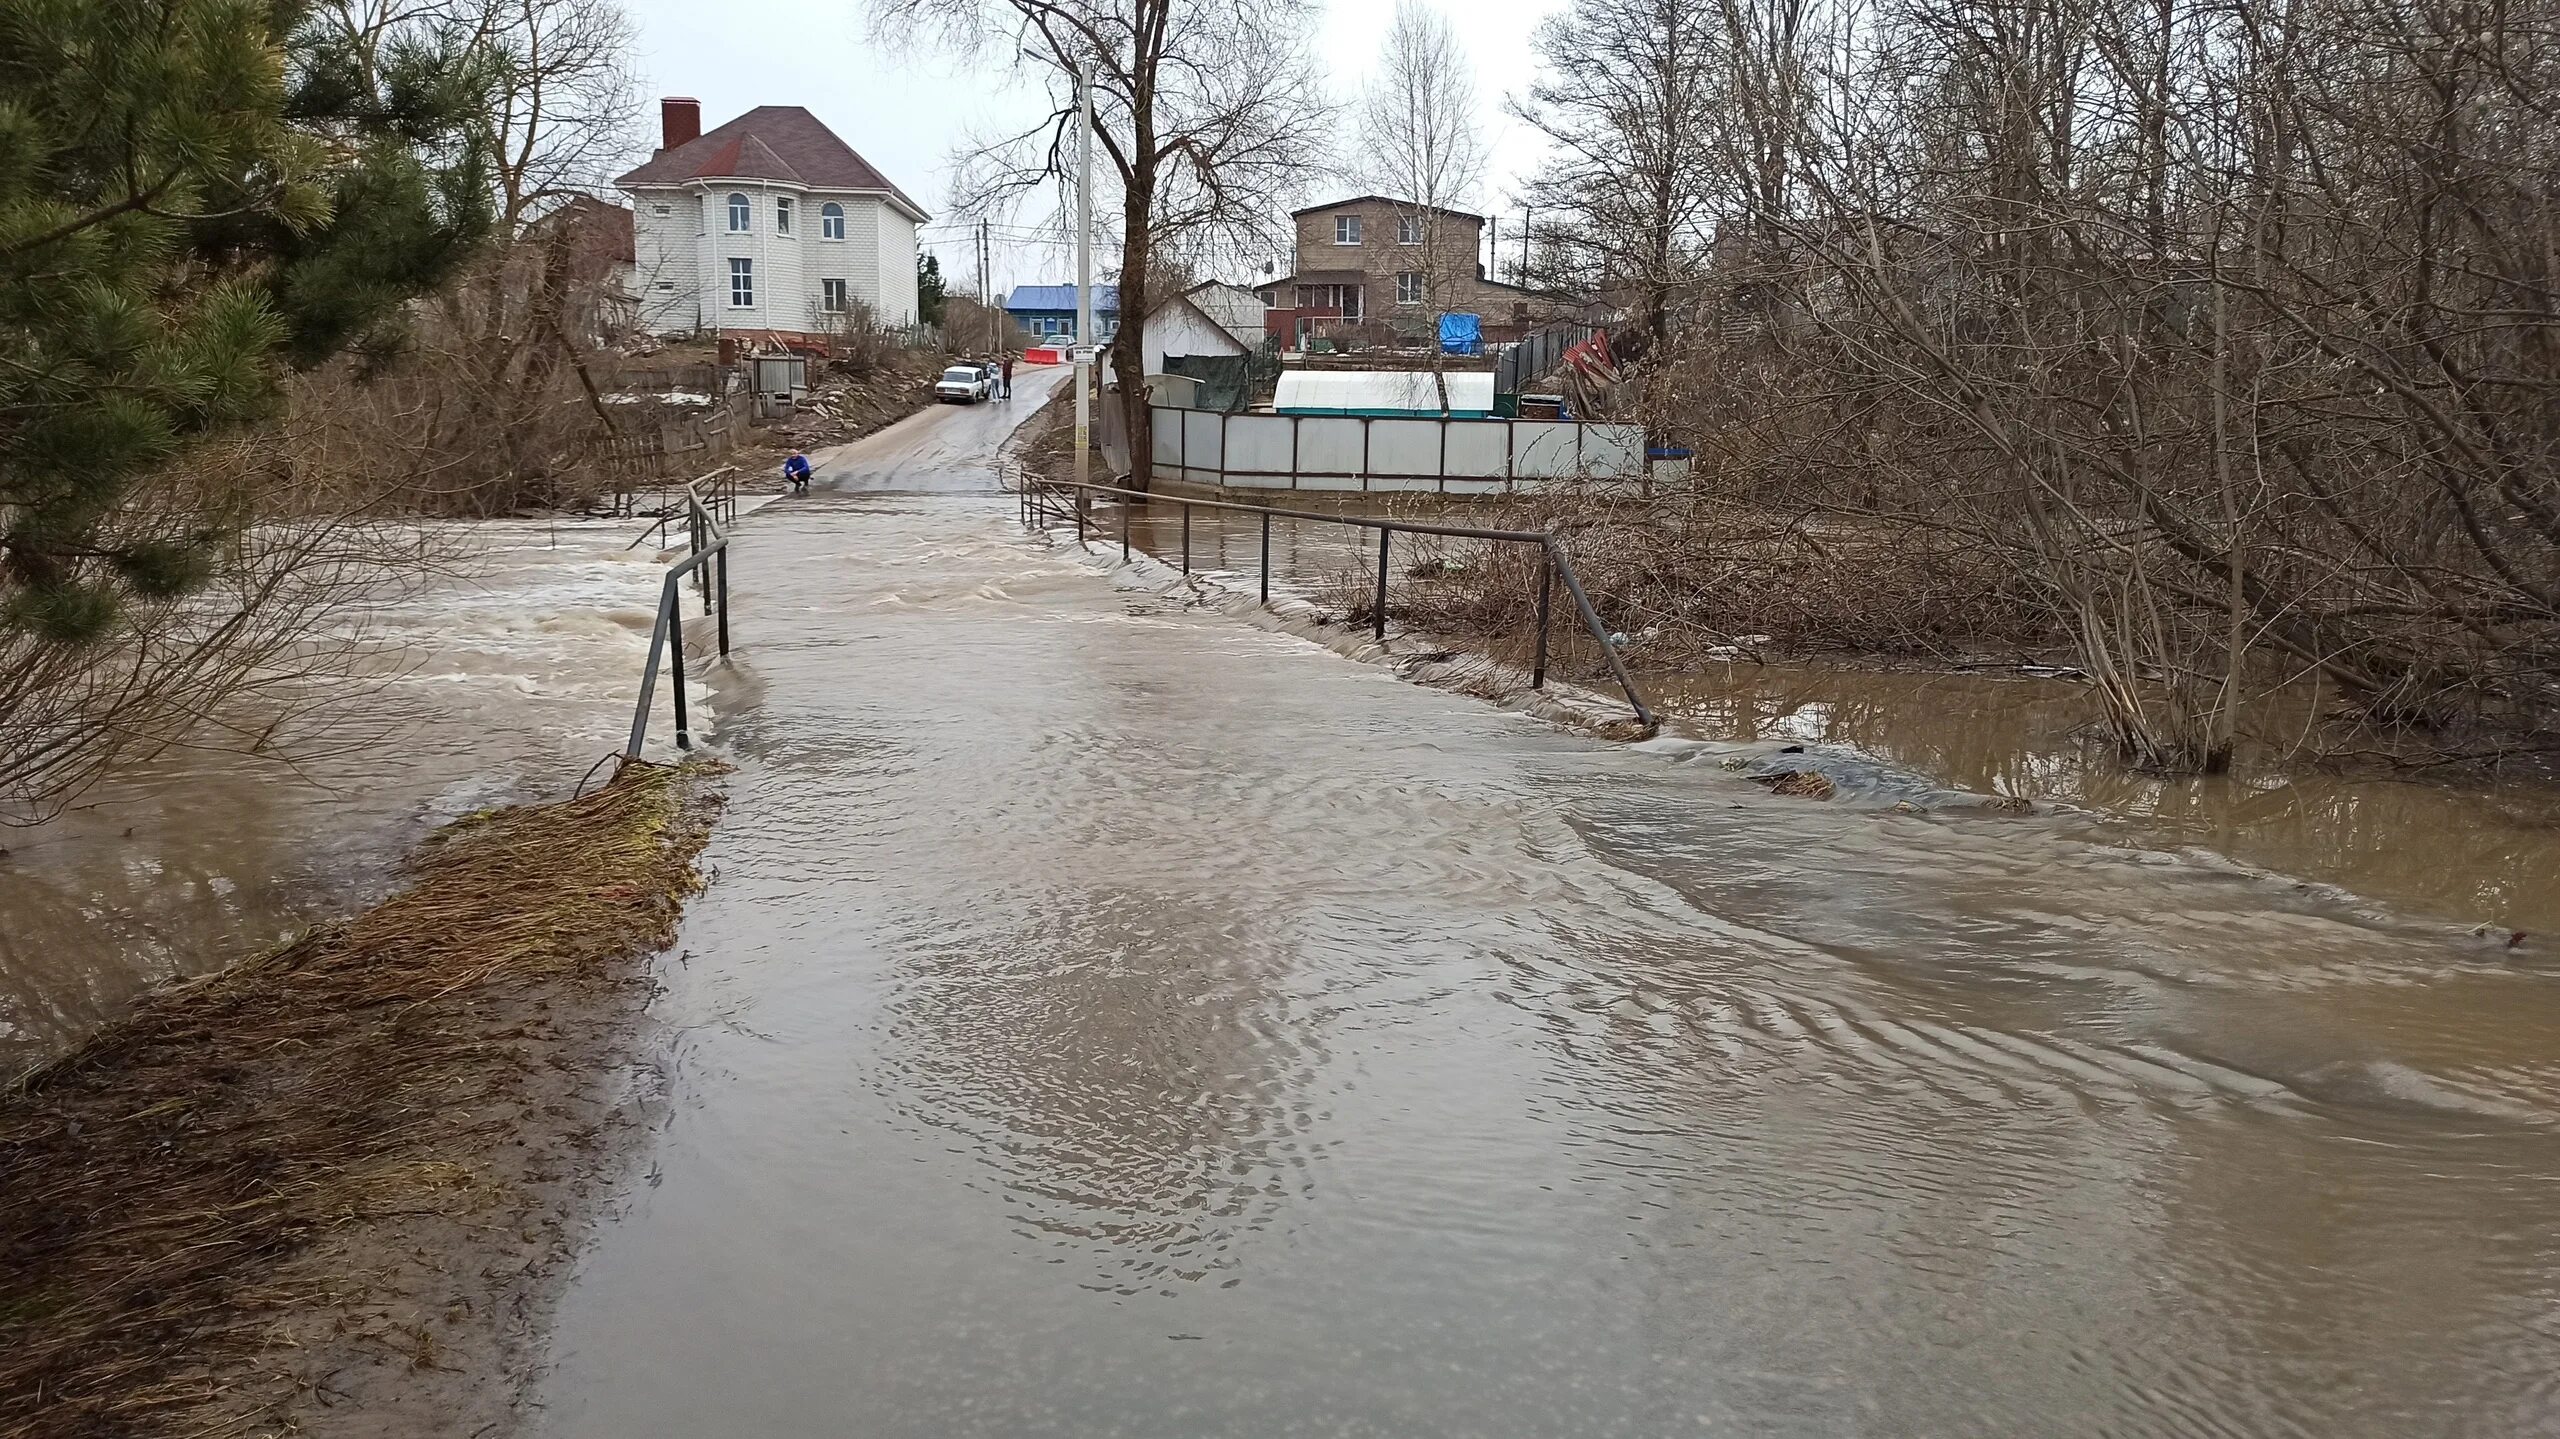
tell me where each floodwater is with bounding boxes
[0,373,1064,1070]
[1646,664,2560,938]
[1068,493,2560,937]
[536,428,2560,1435]
[0,515,693,1068]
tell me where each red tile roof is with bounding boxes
[616,106,928,220]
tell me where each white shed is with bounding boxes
[1103,291,1251,384]
[1185,281,1268,349]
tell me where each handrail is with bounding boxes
[625,465,741,551]
[1018,476,1655,730]
[626,476,736,757]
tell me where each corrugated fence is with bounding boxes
[1147,405,1647,493]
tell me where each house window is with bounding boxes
[775,197,793,235]
[821,278,849,312]
[821,202,845,239]
[653,204,672,216]
[728,257,754,308]
[727,193,750,231]
[655,281,675,291]
[1398,214,1422,244]
[1334,215,1361,245]
[1396,272,1424,304]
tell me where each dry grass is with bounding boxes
[0,761,722,1438]
[1373,492,2063,667]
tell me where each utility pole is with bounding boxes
[1520,206,1532,286]
[1074,58,1094,492]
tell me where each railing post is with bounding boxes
[1181,505,1191,575]
[694,511,711,611]
[668,604,691,751]
[1076,489,1086,544]
[1121,499,1131,564]
[1533,548,1553,689]
[1259,509,1271,605]
[1374,528,1389,641]
[716,546,731,657]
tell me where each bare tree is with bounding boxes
[1358,0,1488,370]
[1511,0,1722,342]
[872,0,1331,490]
[312,0,643,228]
[1501,0,2560,770]
[474,0,645,227]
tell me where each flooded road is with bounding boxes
[536,421,2560,1435]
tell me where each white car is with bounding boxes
[935,365,994,404]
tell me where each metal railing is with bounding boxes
[1018,476,1656,729]
[626,476,735,757]
[626,466,741,551]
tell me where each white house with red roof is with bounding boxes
[617,98,930,342]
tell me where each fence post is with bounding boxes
[1533,549,1553,689]
[1374,528,1389,641]
[669,603,691,751]
[1121,501,1130,564]
[1076,489,1086,544]
[716,548,731,657]
[1260,509,1271,605]
[1181,506,1191,574]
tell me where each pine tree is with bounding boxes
[916,252,948,326]
[0,0,495,643]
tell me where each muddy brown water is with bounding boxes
[1073,495,2560,937]
[0,374,1070,1072]
[532,468,2560,1434]
[0,515,683,1068]
[1644,664,2560,939]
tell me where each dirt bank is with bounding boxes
[0,761,722,1439]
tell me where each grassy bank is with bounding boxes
[0,762,722,1438]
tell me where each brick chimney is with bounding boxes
[659,97,701,151]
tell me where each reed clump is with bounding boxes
[0,760,721,1437]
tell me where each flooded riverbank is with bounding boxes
[0,514,694,1069]
[1064,492,2560,937]
[1642,663,2560,937]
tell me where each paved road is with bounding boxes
[806,362,1065,494]
[530,392,2559,1439]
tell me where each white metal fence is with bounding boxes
[1146,405,1649,494]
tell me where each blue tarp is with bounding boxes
[1439,312,1482,356]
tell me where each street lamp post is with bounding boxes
[1073,60,1094,493]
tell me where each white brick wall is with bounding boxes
[632,193,699,333]
[808,193,877,328]
[875,203,919,326]
[622,183,921,335]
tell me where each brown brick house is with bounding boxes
[1257,195,1570,346]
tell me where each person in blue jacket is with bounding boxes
[783,451,812,492]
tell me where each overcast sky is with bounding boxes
[616,0,1566,294]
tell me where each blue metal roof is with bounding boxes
[1004,283,1118,314]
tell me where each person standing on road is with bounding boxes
[1000,354,1015,400]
